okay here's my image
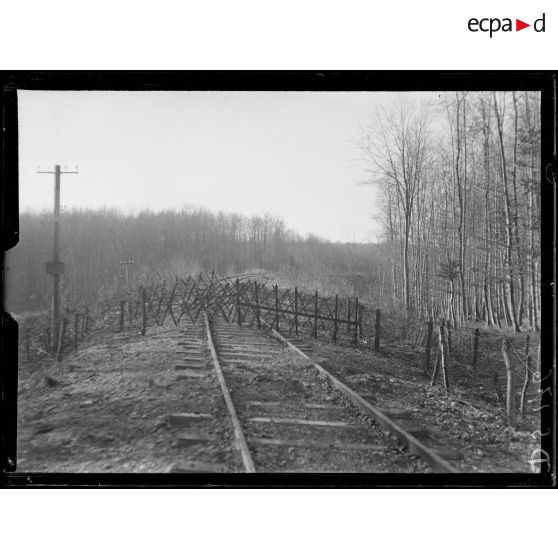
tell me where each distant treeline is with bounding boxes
[6,207,378,313]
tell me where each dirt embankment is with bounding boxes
[15,318,540,474]
[16,322,234,473]
[303,337,541,473]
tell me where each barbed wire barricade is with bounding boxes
[130,271,383,348]
[23,270,541,424]
[384,311,543,422]
[17,294,121,364]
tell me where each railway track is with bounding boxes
[164,312,457,473]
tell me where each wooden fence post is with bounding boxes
[333,294,338,343]
[73,313,79,351]
[374,309,381,352]
[424,317,433,371]
[56,318,68,362]
[254,281,261,329]
[119,300,125,332]
[353,297,359,344]
[134,289,141,320]
[128,299,133,323]
[492,368,504,407]
[438,319,450,393]
[347,298,351,332]
[259,283,265,320]
[358,305,364,343]
[314,291,318,339]
[430,351,440,386]
[236,278,242,326]
[294,287,299,336]
[274,285,280,331]
[502,339,516,426]
[141,288,147,336]
[472,328,480,373]
[445,319,452,355]
[520,335,531,418]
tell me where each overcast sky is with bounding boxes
[18,90,437,243]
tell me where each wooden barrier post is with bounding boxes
[141,288,147,336]
[128,299,133,323]
[314,291,318,339]
[430,351,440,386]
[236,278,242,326]
[374,309,381,352]
[45,327,51,354]
[492,367,504,407]
[472,328,480,373]
[438,319,450,393]
[275,285,280,331]
[359,305,364,343]
[134,289,141,320]
[294,287,299,336]
[333,294,338,343]
[260,283,266,319]
[353,297,359,344]
[347,298,351,332]
[56,318,67,362]
[73,313,79,350]
[424,317,433,371]
[254,281,261,329]
[502,339,516,426]
[520,335,531,418]
[119,300,125,332]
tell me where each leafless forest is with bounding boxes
[361,91,541,332]
[8,208,376,312]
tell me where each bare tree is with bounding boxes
[362,98,430,315]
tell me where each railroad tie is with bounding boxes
[166,413,213,427]
[248,417,354,427]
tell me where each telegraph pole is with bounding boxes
[38,164,78,352]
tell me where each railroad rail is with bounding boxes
[163,310,457,473]
[260,319,458,473]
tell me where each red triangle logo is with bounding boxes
[516,19,530,31]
